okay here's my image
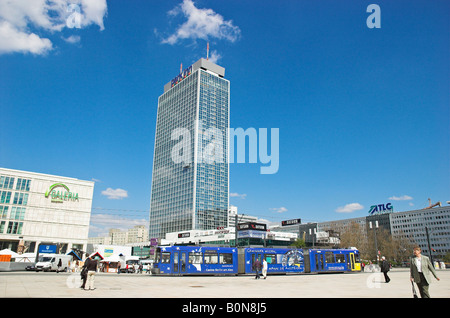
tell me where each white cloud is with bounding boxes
[162,0,241,45]
[270,207,288,213]
[0,0,107,55]
[101,188,128,200]
[389,195,413,201]
[0,21,52,55]
[80,0,107,30]
[230,192,247,199]
[62,35,81,44]
[208,49,221,63]
[335,203,364,213]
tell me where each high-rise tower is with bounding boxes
[149,58,229,239]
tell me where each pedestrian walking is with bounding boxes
[410,246,440,298]
[381,256,390,283]
[117,261,121,274]
[56,258,62,273]
[253,258,262,279]
[84,255,98,291]
[80,257,89,289]
[262,258,268,279]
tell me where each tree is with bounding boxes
[365,227,415,264]
[444,252,450,263]
[290,238,306,248]
[339,222,370,259]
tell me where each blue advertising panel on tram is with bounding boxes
[241,248,305,274]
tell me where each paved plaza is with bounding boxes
[0,268,448,299]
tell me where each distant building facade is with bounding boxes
[88,225,148,246]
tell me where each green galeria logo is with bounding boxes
[44,183,79,203]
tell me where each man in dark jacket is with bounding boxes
[380,256,390,283]
[83,255,98,290]
[80,255,89,289]
[253,259,262,279]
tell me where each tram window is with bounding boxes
[189,252,203,264]
[219,253,233,264]
[204,251,218,264]
[335,254,345,263]
[264,254,277,264]
[325,252,335,263]
[161,252,171,263]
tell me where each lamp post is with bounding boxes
[369,221,379,264]
[425,226,434,265]
[309,228,316,248]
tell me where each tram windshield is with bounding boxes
[161,252,171,263]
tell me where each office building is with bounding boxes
[0,168,94,254]
[277,206,450,259]
[390,206,450,258]
[149,58,229,239]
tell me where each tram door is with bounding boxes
[315,253,324,272]
[181,252,187,273]
[173,252,187,274]
[251,253,263,272]
[173,252,179,273]
[349,253,361,271]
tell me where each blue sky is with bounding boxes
[1,0,449,237]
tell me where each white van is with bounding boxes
[35,254,72,272]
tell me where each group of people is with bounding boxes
[377,246,440,298]
[117,262,147,274]
[80,254,99,291]
[252,258,268,280]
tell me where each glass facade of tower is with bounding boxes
[149,60,229,239]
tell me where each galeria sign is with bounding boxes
[44,183,79,203]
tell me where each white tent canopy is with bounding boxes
[0,248,20,258]
[14,252,35,262]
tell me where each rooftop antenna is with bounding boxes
[206,42,209,60]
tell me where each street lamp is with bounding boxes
[369,221,379,264]
[309,228,316,248]
[425,226,434,265]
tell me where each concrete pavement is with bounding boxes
[0,268,448,298]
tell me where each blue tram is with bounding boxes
[152,246,238,275]
[151,246,361,275]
